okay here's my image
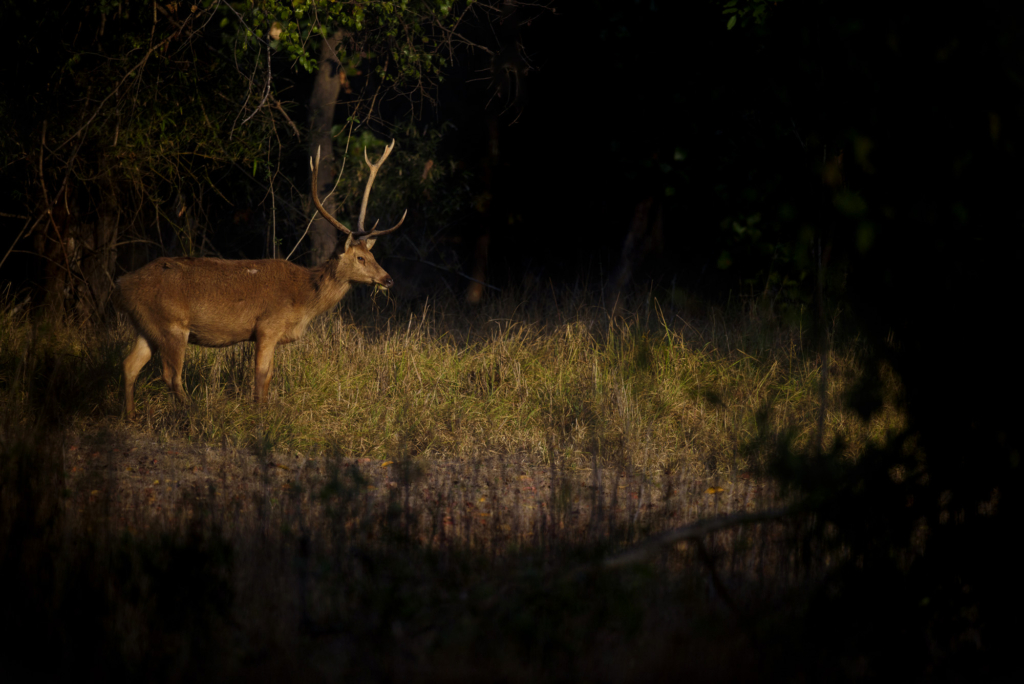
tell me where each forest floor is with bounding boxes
[63,424,780,549]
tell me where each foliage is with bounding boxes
[237,0,471,81]
[0,1,500,316]
[0,2,286,314]
[324,122,473,255]
[720,0,780,31]
[707,1,1024,673]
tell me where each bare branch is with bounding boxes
[51,12,197,155]
[602,508,790,570]
[0,214,45,273]
[271,95,302,140]
[241,47,274,126]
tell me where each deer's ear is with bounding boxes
[364,238,377,251]
[344,234,356,251]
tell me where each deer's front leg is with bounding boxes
[254,335,280,403]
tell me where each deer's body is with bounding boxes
[115,141,405,419]
[116,256,352,349]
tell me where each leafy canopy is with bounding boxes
[229,0,474,81]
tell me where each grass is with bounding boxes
[0,284,903,681]
[4,285,901,473]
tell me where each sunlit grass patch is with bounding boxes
[1,286,904,476]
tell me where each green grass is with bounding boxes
[1,286,902,473]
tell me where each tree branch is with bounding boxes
[602,508,790,570]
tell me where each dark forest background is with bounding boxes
[2,0,1023,679]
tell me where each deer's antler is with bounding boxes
[309,146,353,235]
[309,140,407,241]
[357,140,406,239]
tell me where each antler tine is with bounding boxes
[310,145,353,235]
[366,209,407,238]
[356,139,397,233]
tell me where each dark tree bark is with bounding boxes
[607,196,663,314]
[464,3,530,303]
[34,198,119,319]
[465,114,499,304]
[307,30,347,266]
[39,151,122,319]
[78,212,119,316]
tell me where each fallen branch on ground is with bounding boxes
[603,508,791,570]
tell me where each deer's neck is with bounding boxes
[309,260,353,316]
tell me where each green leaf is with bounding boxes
[856,223,875,253]
[834,190,867,216]
[726,15,737,30]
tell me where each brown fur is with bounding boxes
[114,239,391,418]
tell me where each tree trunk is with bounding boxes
[35,208,75,317]
[307,30,347,266]
[34,205,118,320]
[36,148,124,320]
[465,115,500,304]
[76,212,119,317]
[607,196,663,315]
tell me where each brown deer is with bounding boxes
[114,141,406,419]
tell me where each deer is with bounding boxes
[113,140,407,419]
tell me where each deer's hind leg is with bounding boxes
[158,326,190,405]
[124,334,153,420]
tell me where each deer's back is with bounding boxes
[115,257,317,346]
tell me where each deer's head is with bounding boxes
[311,140,406,290]
[335,234,394,288]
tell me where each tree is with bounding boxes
[0,1,543,313]
[232,1,480,263]
[0,2,281,316]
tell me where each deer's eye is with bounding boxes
[357,256,365,263]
